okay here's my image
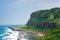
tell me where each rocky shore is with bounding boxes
[2,27,29,40]
[5,27,45,40]
[8,27,29,40]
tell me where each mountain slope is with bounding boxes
[26,7,60,29]
[26,7,60,40]
[38,25,60,40]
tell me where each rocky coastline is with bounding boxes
[8,27,29,40]
[4,27,45,40]
[2,27,29,40]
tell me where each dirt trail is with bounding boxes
[23,30,45,37]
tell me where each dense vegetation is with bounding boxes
[37,25,60,40]
[26,7,60,40]
[26,7,60,33]
[17,7,60,40]
[27,7,60,28]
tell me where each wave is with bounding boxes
[1,27,28,40]
[1,27,19,40]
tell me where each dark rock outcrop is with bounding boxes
[8,27,22,31]
[26,7,60,29]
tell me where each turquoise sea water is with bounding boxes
[0,25,34,40]
[0,25,16,40]
[0,25,8,40]
[0,25,29,40]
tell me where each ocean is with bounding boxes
[0,25,8,40]
[0,25,34,40]
[0,25,20,40]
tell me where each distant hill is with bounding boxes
[26,7,60,29]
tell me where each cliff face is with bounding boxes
[26,7,60,29]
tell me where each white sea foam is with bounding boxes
[2,27,28,40]
[2,28,19,40]
[20,38,27,40]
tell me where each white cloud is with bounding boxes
[9,0,45,8]
[9,0,60,9]
[34,0,60,9]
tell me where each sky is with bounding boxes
[0,0,60,25]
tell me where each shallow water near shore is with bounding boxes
[0,25,34,40]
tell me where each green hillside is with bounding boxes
[37,25,60,40]
[17,7,60,40]
[26,7,60,40]
[26,7,60,33]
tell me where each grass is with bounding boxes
[37,25,60,40]
[16,25,41,32]
[16,25,51,33]
[16,25,60,40]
